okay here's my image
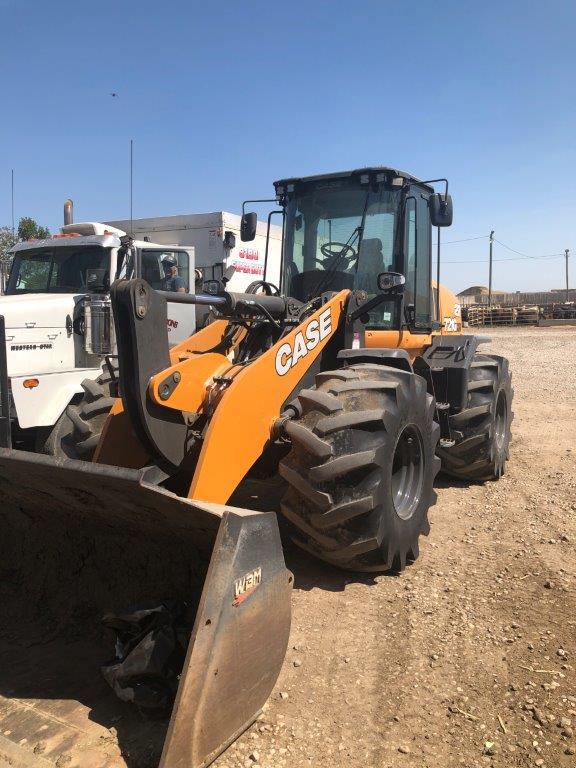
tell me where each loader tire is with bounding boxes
[437,354,513,481]
[279,364,441,572]
[38,358,118,460]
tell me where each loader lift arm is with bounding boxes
[107,277,354,503]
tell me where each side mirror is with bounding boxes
[377,272,406,292]
[202,280,221,295]
[240,212,257,242]
[429,193,453,227]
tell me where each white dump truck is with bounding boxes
[0,216,198,455]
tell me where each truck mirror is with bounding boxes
[86,268,109,293]
[240,212,257,242]
[377,272,405,292]
[429,193,453,227]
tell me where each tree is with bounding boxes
[0,226,16,259]
[17,217,50,241]
[0,226,17,292]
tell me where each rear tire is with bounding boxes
[437,353,513,481]
[279,364,441,572]
[37,358,118,460]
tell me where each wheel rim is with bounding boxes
[494,391,507,450]
[391,425,425,521]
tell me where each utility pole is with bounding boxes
[488,230,494,324]
[566,249,570,303]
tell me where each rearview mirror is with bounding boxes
[240,212,257,242]
[429,193,453,227]
[377,272,406,292]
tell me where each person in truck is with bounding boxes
[162,255,187,293]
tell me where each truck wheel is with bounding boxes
[437,354,513,481]
[38,359,118,460]
[279,364,441,572]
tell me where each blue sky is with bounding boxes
[0,0,574,292]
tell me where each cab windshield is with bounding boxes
[6,246,110,295]
[282,178,402,328]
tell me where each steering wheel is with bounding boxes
[317,241,358,270]
[245,280,280,296]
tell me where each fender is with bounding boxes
[413,333,492,413]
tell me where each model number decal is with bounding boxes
[10,343,53,351]
[233,567,262,606]
[275,308,332,376]
[444,317,458,332]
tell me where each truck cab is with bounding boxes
[0,222,195,448]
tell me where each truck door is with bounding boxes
[140,248,196,344]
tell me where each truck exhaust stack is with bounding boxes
[63,198,73,225]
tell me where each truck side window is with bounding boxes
[175,251,189,292]
[141,250,190,292]
[141,251,164,289]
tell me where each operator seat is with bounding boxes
[356,238,386,294]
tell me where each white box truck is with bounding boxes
[106,211,283,294]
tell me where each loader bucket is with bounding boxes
[0,449,292,768]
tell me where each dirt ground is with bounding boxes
[215,326,576,768]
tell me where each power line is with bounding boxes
[433,233,567,262]
[494,238,564,260]
[433,234,488,246]
[444,254,564,264]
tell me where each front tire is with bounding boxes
[279,364,441,572]
[37,358,118,460]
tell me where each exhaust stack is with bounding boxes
[64,199,74,225]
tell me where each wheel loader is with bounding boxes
[0,167,513,768]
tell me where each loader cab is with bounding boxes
[273,168,444,332]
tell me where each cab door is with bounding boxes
[404,191,432,330]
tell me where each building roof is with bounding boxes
[458,285,506,297]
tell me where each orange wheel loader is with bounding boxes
[0,167,512,767]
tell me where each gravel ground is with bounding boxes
[215,326,576,768]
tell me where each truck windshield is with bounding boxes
[6,246,110,295]
[282,178,402,327]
